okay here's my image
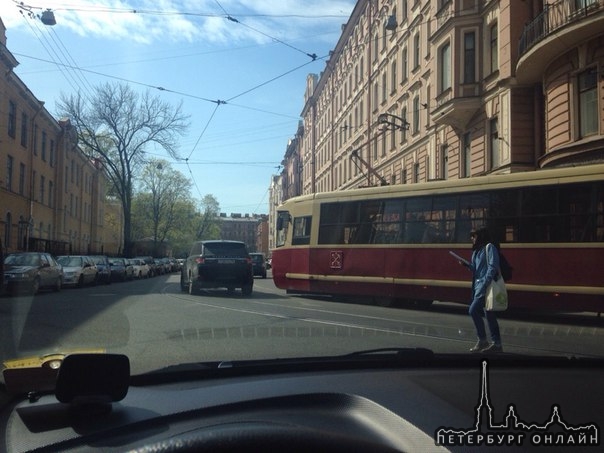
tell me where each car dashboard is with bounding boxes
[1,353,602,452]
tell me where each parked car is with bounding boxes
[133,256,155,277]
[180,240,253,296]
[123,259,135,280]
[3,252,63,295]
[109,258,128,282]
[130,258,150,279]
[89,255,112,284]
[56,255,98,287]
[249,253,267,279]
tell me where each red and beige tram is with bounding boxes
[271,165,604,312]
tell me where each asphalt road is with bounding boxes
[2,272,603,375]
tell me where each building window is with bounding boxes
[373,32,378,61]
[439,42,451,92]
[50,140,55,167]
[462,132,471,178]
[40,175,45,205]
[413,162,420,183]
[489,118,500,169]
[401,107,408,142]
[19,163,25,195]
[8,101,16,138]
[41,131,47,161]
[401,47,408,82]
[440,144,448,179]
[391,60,397,93]
[578,68,598,137]
[490,24,498,73]
[359,56,364,80]
[33,125,38,155]
[464,32,475,83]
[413,33,420,69]
[6,155,14,191]
[382,72,387,103]
[4,213,11,249]
[20,113,28,147]
[412,96,420,134]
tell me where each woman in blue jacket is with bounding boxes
[465,227,502,353]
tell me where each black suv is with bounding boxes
[249,253,267,279]
[180,240,253,296]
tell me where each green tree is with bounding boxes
[57,82,189,256]
[136,160,191,256]
[195,194,222,241]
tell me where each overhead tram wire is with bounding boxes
[18,14,84,101]
[212,0,318,61]
[185,102,224,161]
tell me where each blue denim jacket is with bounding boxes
[469,243,500,300]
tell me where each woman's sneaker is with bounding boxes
[482,343,503,353]
[470,340,489,353]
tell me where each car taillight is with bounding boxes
[195,257,205,264]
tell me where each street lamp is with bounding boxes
[385,15,398,31]
[378,113,410,131]
[40,9,56,26]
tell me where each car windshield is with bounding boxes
[1,1,604,383]
[4,254,39,266]
[57,257,82,267]
[203,243,248,258]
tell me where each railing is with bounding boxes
[519,0,603,56]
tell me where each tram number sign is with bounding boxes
[330,251,343,269]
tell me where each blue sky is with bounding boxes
[2,0,356,214]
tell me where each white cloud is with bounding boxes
[2,0,354,45]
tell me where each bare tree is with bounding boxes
[57,82,189,256]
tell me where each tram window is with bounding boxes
[321,202,358,224]
[558,183,604,242]
[457,193,488,239]
[292,216,312,245]
[521,187,558,215]
[276,211,290,248]
[372,199,403,244]
[404,197,430,243]
[489,190,520,243]
[428,196,457,243]
[354,201,383,244]
[319,202,358,244]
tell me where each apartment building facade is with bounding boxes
[279,0,603,208]
[0,18,115,255]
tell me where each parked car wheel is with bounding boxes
[188,279,198,295]
[31,277,40,295]
[53,277,62,292]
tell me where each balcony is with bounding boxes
[517,0,604,84]
[431,86,481,131]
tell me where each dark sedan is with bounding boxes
[3,252,63,295]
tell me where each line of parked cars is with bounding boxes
[2,252,182,296]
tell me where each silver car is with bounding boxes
[3,252,63,295]
[57,255,98,287]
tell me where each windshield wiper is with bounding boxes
[343,347,434,360]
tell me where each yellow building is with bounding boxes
[0,18,119,255]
